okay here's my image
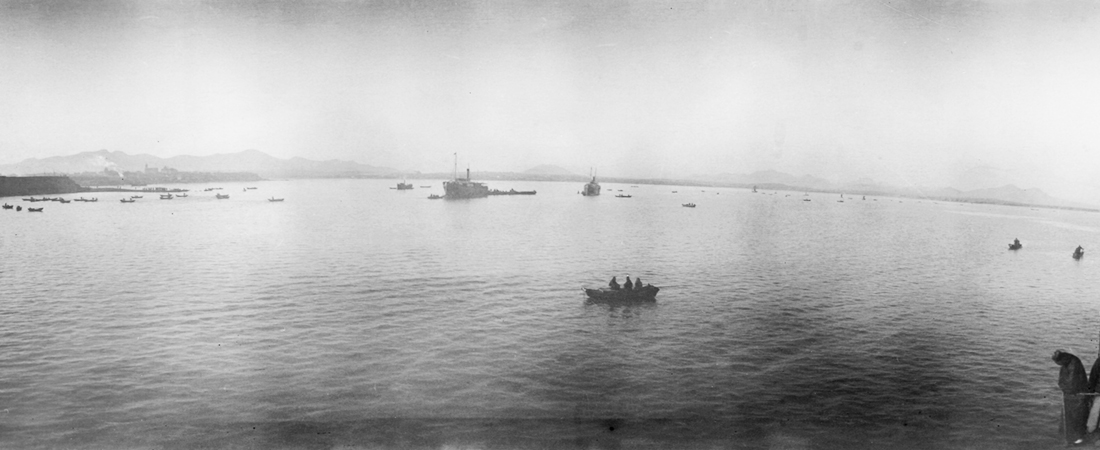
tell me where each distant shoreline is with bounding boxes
[3,173,1094,213]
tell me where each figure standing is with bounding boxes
[1053,350,1090,445]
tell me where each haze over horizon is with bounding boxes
[3,1,1099,202]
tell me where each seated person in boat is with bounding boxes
[608,276,620,290]
[1077,245,1084,254]
[624,276,634,291]
[634,277,643,290]
[1014,238,1020,247]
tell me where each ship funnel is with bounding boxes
[466,168,470,180]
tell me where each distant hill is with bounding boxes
[524,165,576,176]
[0,149,397,178]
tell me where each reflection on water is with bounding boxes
[2,180,1100,448]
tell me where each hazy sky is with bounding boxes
[2,1,1099,200]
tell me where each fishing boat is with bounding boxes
[27,207,43,212]
[428,194,443,199]
[216,194,230,199]
[176,193,188,198]
[1009,242,1022,250]
[397,180,413,190]
[120,198,135,203]
[682,203,696,208]
[160,194,174,200]
[2,203,12,209]
[268,197,284,202]
[1074,248,1085,260]
[131,195,143,199]
[615,194,632,198]
[58,198,70,204]
[584,285,660,302]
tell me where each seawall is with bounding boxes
[0,176,84,198]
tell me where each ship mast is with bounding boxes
[453,153,458,181]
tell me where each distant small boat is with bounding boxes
[2,203,12,209]
[420,185,431,188]
[131,195,143,199]
[160,194,174,200]
[268,197,284,202]
[682,203,696,208]
[397,180,413,190]
[247,187,257,190]
[671,191,678,193]
[428,194,443,199]
[615,194,632,198]
[58,199,70,204]
[1008,242,1022,250]
[1074,248,1085,260]
[216,194,230,199]
[176,193,188,198]
[27,207,43,212]
[803,199,811,202]
[120,198,135,203]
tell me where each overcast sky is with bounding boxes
[2,1,1099,200]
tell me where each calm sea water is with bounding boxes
[3,179,1100,449]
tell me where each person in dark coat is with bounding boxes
[1053,349,1090,444]
[634,277,643,291]
[623,276,633,291]
[608,277,620,290]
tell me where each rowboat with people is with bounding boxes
[584,285,660,301]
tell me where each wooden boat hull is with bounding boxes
[584,286,659,301]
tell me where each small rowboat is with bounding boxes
[2,203,13,209]
[682,203,696,208]
[27,207,43,212]
[268,197,284,202]
[120,198,135,203]
[584,285,660,302]
[216,194,230,199]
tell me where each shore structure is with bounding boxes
[0,176,83,197]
